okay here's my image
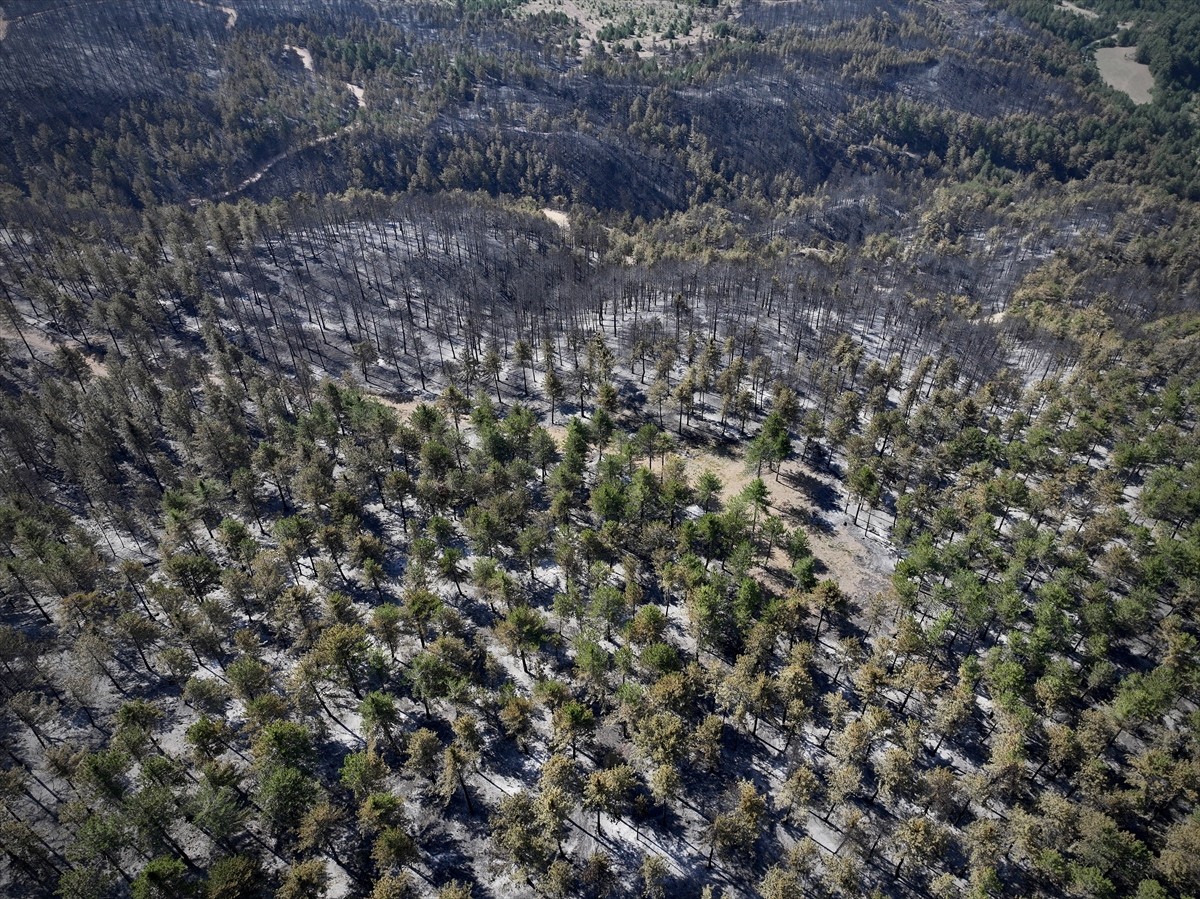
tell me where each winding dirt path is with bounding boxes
[1057,2,1151,103]
[193,121,361,205]
[0,0,235,42]
[191,42,368,204]
[1057,1,1097,20]
[0,0,110,41]
[0,323,107,375]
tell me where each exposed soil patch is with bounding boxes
[519,0,718,56]
[542,208,569,229]
[373,395,424,420]
[1057,0,1098,20]
[681,442,895,602]
[0,324,107,376]
[1096,45,1153,103]
[286,43,314,72]
[186,0,236,28]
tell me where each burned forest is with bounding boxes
[2,0,1200,898]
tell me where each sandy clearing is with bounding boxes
[679,441,894,602]
[1057,0,1098,20]
[519,0,716,57]
[1096,46,1153,104]
[372,395,424,420]
[803,514,895,601]
[218,2,235,28]
[287,46,366,108]
[286,44,315,72]
[189,0,236,29]
[542,208,569,229]
[532,0,601,43]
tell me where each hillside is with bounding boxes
[1,1,1200,898]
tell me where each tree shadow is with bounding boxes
[481,727,542,786]
[780,466,841,516]
[419,822,486,892]
[704,431,743,458]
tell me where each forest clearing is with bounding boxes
[1094,47,1154,104]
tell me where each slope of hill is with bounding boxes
[1,2,1200,898]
